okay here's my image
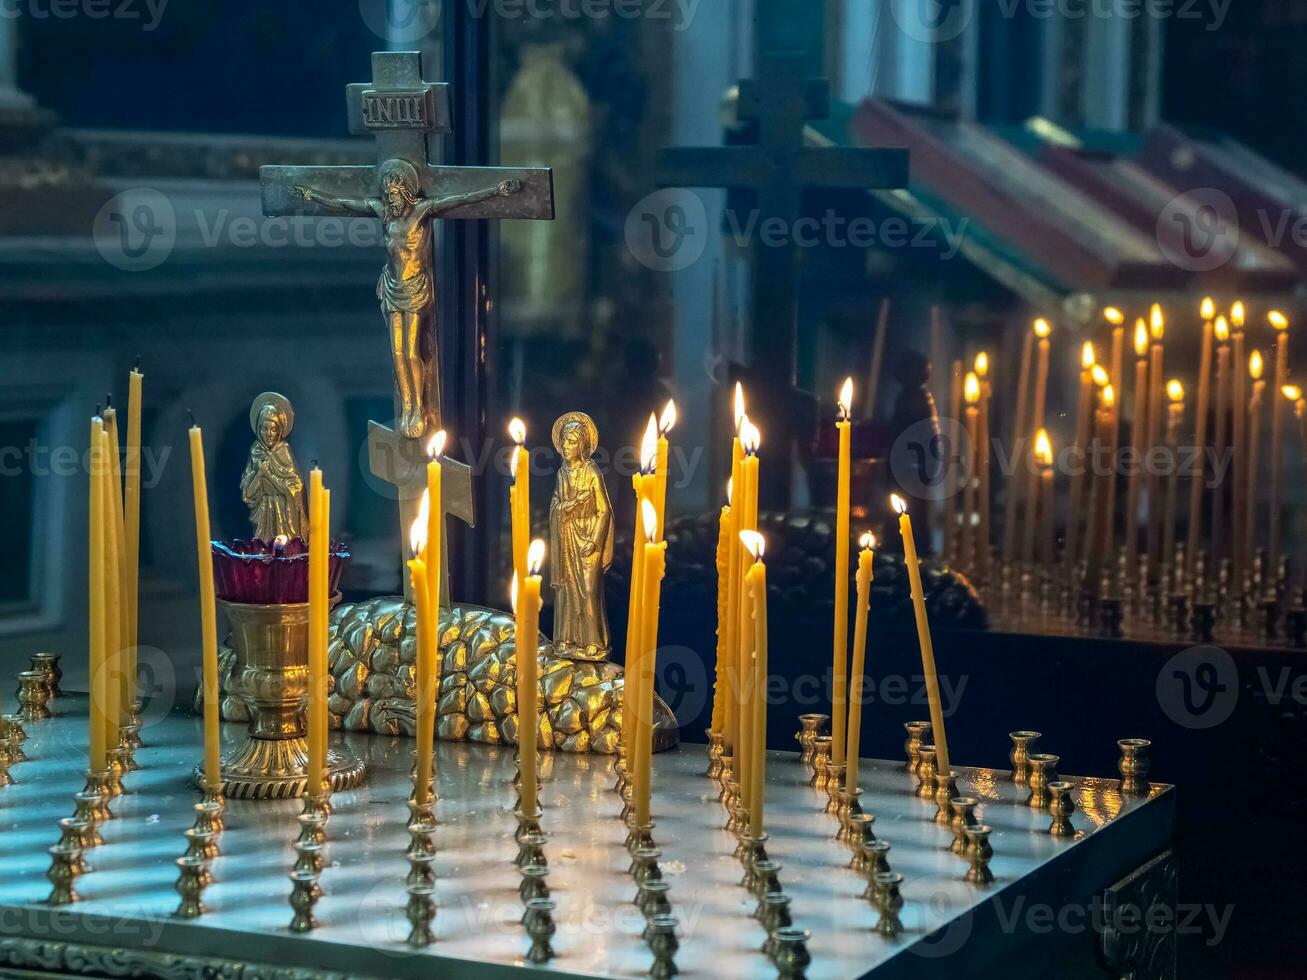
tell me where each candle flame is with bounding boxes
[1231,300,1246,328]
[1150,304,1165,340]
[859,531,876,551]
[527,538,546,576]
[734,382,746,429]
[1283,384,1304,402]
[426,429,447,459]
[891,493,908,515]
[1167,379,1185,402]
[726,478,733,507]
[1034,428,1053,466]
[837,377,854,420]
[1250,351,1264,380]
[640,414,658,474]
[409,492,430,558]
[1214,316,1230,343]
[1091,365,1109,387]
[964,372,980,405]
[273,534,289,551]
[1200,297,1215,320]
[659,400,678,435]
[974,352,989,378]
[741,418,761,455]
[1082,342,1096,370]
[1103,307,1125,325]
[641,497,658,541]
[510,574,518,615]
[1269,310,1289,331]
[739,529,765,561]
[1033,318,1051,339]
[1102,384,1116,408]
[508,417,526,445]
[1134,320,1149,357]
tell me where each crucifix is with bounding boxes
[657,51,908,505]
[261,51,554,602]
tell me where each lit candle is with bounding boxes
[1288,386,1307,593]
[843,533,875,799]
[831,378,853,769]
[508,418,529,594]
[102,405,129,727]
[1084,380,1114,594]
[623,417,657,765]
[892,495,950,778]
[1268,311,1291,586]
[1065,342,1097,574]
[635,505,666,828]
[1104,312,1126,553]
[407,532,434,808]
[88,417,107,774]
[1185,304,1216,581]
[1019,318,1050,572]
[740,529,768,839]
[974,353,992,586]
[1162,381,1185,591]
[653,401,677,541]
[307,469,329,797]
[1211,317,1232,567]
[1244,353,1266,583]
[425,430,446,613]
[514,539,545,816]
[1003,323,1036,565]
[733,420,760,804]
[711,483,731,737]
[124,366,142,717]
[1124,322,1150,586]
[1230,302,1247,590]
[1145,304,1168,584]
[101,423,122,756]
[1035,430,1055,569]
[188,420,221,789]
[962,373,980,570]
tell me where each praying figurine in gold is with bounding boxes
[549,412,614,662]
[288,161,524,438]
[240,392,307,542]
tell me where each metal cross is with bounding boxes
[259,51,554,601]
[657,51,909,504]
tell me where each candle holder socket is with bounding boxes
[29,653,63,698]
[949,797,979,856]
[636,877,672,920]
[915,746,937,799]
[873,872,905,936]
[1117,738,1152,796]
[759,893,793,956]
[934,772,960,824]
[823,763,846,815]
[1048,781,1076,836]
[860,840,892,900]
[287,869,320,933]
[809,737,831,791]
[515,831,548,869]
[646,912,679,979]
[405,884,436,947]
[772,927,812,977]
[964,826,994,884]
[45,844,83,906]
[523,898,556,965]
[174,855,210,919]
[519,863,550,905]
[1026,754,1059,809]
[903,721,930,774]
[795,714,828,770]
[16,671,51,721]
[1008,731,1040,785]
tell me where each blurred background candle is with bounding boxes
[1231,303,1247,591]
[1035,430,1055,568]
[1186,305,1216,582]
[1125,322,1150,589]
[189,419,221,789]
[1268,311,1290,588]
[1211,318,1232,570]
[1163,381,1185,591]
[975,353,992,586]
[1244,354,1266,583]
[1066,342,1097,576]
[1146,305,1167,585]
[1003,323,1037,566]
[962,373,980,570]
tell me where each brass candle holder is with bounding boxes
[1008,731,1040,785]
[29,653,63,699]
[16,671,51,721]
[204,597,365,800]
[903,721,930,774]
[795,714,828,769]
[1117,738,1151,796]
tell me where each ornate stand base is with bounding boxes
[193,743,366,800]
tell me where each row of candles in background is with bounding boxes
[711,382,956,835]
[938,300,1304,631]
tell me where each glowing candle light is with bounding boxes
[1231,303,1248,590]
[1020,318,1053,572]
[508,418,529,595]
[844,533,875,799]
[723,385,746,760]
[102,404,129,728]
[653,401,677,542]
[831,377,853,769]
[514,539,545,816]
[623,417,657,765]
[1124,321,1150,587]
[734,420,760,803]
[188,419,221,789]
[1162,381,1186,590]
[1034,430,1055,569]
[1104,313,1126,557]
[1211,318,1232,568]
[425,430,445,613]
[1145,305,1167,584]
[892,495,950,778]
[740,529,768,838]
[974,353,992,586]
[1244,353,1266,584]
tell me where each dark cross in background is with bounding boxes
[656,51,909,506]
[260,51,554,603]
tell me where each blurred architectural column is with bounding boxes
[0,16,34,111]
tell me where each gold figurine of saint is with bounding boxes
[241,392,308,542]
[550,412,614,661]
[289,160,524,439]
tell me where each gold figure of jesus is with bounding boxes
[290,159,523,438]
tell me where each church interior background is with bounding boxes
[2,1,1306,977]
